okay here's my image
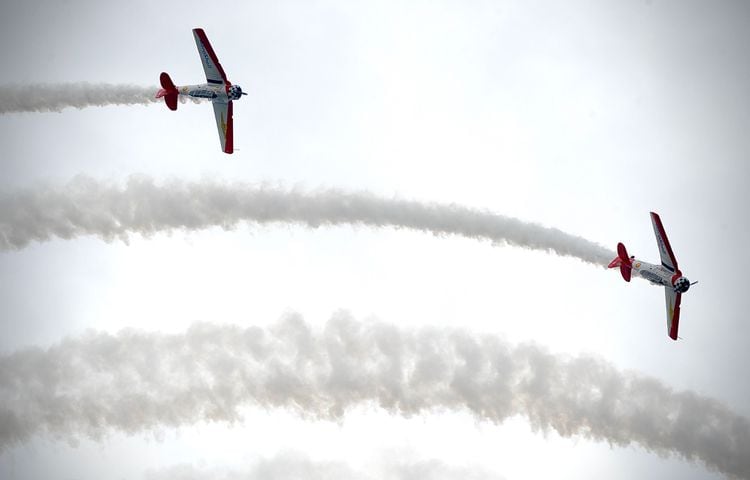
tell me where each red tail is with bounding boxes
[608,242,633,282]
[155,72,178,111]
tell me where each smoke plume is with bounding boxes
[145,451,506,480]
[0,83,164,113]
[0,314,747,478]
[0,176,614,266]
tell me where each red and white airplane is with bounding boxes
[156,28,245,154]
[608,212,696,340]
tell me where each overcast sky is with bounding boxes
[1,1,750,479]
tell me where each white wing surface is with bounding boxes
[193,28,229,85]
[650,212,679,273]
[212,101,234,154]
[664,287,681,340]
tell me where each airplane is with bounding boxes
[155,28,246,154]
[608,212,696,341]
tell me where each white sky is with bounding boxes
[1,1,749,479]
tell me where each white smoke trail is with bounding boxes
[0,314,747,478]
[145,451,506,480]
[0,83,163,113]
[0,176,615,266]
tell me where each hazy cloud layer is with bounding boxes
[0,176,614,266]
[0,83,163,113]
[145,451,505,480]
[1,314,747,478]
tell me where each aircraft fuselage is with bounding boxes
[630,259,674,287]
[607,213,692,340]
[178,84,229,103]
[630,258,691,293]
[155,29,245,154]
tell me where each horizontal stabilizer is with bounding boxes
[160,72,176,90]
[156,72,178,111]
[608,242,632,282]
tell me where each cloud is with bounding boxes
[0,175,614,266]
[0,83,163,113]
[0,313,747,478]
[144,451,506,480]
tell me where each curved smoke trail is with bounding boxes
[0,176,614,266]
[0,314,748,478]
[145,451,506,480]
[0,83,162,113]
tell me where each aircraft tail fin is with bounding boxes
[607,242,633,282]
[155,72,178,111]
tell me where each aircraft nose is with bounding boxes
[232,85,245,99]
[675,277,690,293]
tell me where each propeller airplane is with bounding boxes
[609,212,696,340]
[156,28,245,154]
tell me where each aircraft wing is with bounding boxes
[664,287,681,340]
[650,212,679,273]
[212,101,234,154]
[193,28,229,85]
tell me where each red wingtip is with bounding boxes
[224,101,234,153]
